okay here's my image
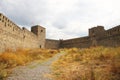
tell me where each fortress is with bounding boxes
[0,13,45,52]
[0,13,120,52]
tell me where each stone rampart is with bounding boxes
[0,13,45,52]
[45,39,60,49]
[1,13,120,51]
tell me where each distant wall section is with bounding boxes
[45,39,60,49]
[60,37,92,48]
[97,25,120,47]
[59,25,120,48]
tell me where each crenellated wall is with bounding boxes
[46,25,120,49]
[0,13,45,52]
[97,25,120,47]
[0,13,120,51]
[59,25,120,48]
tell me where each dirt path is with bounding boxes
[6,53,64,80]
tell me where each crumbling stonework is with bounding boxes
[0,13,120,51]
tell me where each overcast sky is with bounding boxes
[0,0,120,40]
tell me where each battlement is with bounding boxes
[0,13,120,51]
[0,13,21,31]
[89,25,105,38]
[31,25,45,36]
[0,13,46,52]
[106,25,120,36]
[57,25,120,48]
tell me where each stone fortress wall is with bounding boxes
[45,39,60,49]
[0,13,45,52]
[60,36,91,48]
[58,25,120,48]
[0,13,120,52]
[97,25,120,47]
[45,25,120,49]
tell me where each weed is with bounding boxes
[0,48,58,79]
[52,47,120,80]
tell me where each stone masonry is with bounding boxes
[0,13,120,52]
[45,26,120,49]
[58,26,120,48]
[0,13,45,52]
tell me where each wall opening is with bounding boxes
[13,28,14,31]
[40,45,41,48]
[5,22,6,27]
[23,35,25,39]
[41,30,43,32]
[0,15,1,21]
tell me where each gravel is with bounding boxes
[5,53,64,80]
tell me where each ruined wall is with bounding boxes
[0,13,45,52]
[45,39,60,49]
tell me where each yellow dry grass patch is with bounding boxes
[0,48,58,79]
[52,47,120,80]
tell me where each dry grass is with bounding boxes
[0,48,58,79]
[52,47,120,80]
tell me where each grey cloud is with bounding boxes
[0,0,49,26]
[0,0,120,39]
[52,16,68,29]
[52,22,66,29]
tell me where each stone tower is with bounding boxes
[31,25,46,48]
[89,26,105,46]
[89,26,105,38]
